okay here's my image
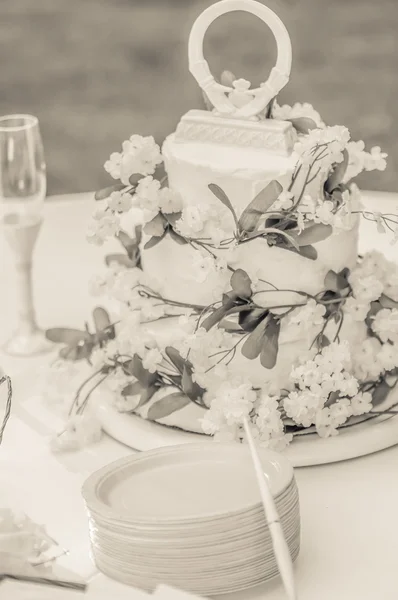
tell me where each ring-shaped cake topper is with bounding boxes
[188,0,292,119]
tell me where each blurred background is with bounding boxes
[1,0,397,196]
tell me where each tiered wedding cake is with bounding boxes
[47,0,398,453]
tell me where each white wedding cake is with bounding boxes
[47,0,398,453]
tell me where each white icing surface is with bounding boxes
[136,113,363,433]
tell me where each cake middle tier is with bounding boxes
[141,131,359,308]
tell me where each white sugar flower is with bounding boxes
[314,200,335,225]
[107,190,132,213]
[351,337,384,380]
[50,412,102,452]
[294,125,350,168]
[158,187,183,214]
[350,391,373,416]
[348,272,384,303]
[272,101,324,128]
[364,146,387,172]
[283,389,323,427]
[201,378,257,429]
[371,308,398,343]
[335,370,359,397]
[87,212,120,245]
[344,296,370,322]
[104,135,162,185]
[344,140,387,183]
[142,348,163,373]
[104,151,122,179]
[378,342,398,372]
[272,190,294,211]
[288,299,326,330]
[176,204,207,236]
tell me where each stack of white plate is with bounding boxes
[82,443,300,596]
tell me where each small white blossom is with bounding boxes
[348,271,384,303]
[272,191,294,211]
[344,296,370,322]
[288,299,326,332]
[364,146,387,172]
[371,308,398,343]
[351,337,384,380]
[107,190,133,213]
[283,389,322,427]
[104,135,162,185]
[87,212,120,245]
[158,187,183,214]
[314,200,335,225]
[50,413,102,452]
[350,392,373,416]
[378,342,398,372]
[142,348,163,373]
[272,101,324,128]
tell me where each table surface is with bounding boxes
[1,191,398,600]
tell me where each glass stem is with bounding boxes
[14,259,38,334]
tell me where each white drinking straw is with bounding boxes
[242,417,298,600]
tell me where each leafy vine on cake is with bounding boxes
[43,92,398,453]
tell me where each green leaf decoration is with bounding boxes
[182,364,205,401]
[259,317,280,369]
[230,269,252,299]
[298,245,318,260]
[238,180,283,234]
[59,343,94,361]
[202,303,233,332]
[325,149,349,193]
[92,307,112,334]
[291,223,333,247]
[121,381,143,397]
[164,212,182,227]
[147,392,191,420]
[136,385,158,409]
[144,230,167,249]
[208,184,238,227]
[281,244,318,261]
[379,294,398,310]
[242,315,269,358]
[239,308,268,333]
[46,328,91,345]
[105,253,137,268]
[289,117,318,134]
[264,228,300,251]
[143,213,167,237]
[371,379,392,407]
[129,354,158,387]
[165,346,187,374]
[169,228,188,245]
[241,314,280,369]
[324,270,350,292]
[117,229,142,263]
[94,183,126,201]
[365,301,382,329]
[318,334,330,349]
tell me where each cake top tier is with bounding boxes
[188,0,292,121]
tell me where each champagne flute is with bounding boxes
[0,114,51,355]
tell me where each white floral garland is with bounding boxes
[45,102,397,453]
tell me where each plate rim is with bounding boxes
[82,442,294,523]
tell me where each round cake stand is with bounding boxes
[94,389,398,467]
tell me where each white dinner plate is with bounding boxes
[82,443,294,523]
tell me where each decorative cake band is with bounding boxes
[175,110,296,154]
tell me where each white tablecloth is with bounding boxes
[1,192,398,600]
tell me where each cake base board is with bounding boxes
[94,387,398,467]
